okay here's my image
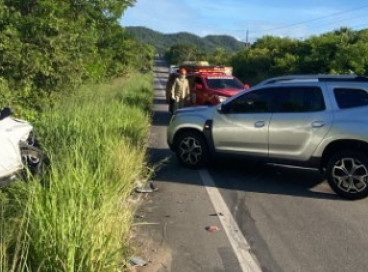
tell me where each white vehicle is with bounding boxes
[169,65,179,74]
[0,107,44,182]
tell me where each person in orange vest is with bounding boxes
[171,68,190,113]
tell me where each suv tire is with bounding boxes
[326,150,368,200]
[175,131,208,169]
[21,145,46,177]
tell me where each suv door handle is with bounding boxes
[312,121,325,128]
[255,121,265,128]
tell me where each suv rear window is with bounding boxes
[334,88,368,109]
[272,87,325,112]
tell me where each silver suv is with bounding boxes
[167,75,368,200]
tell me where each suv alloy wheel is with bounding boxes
[175,131,208,169]
[326,150,368,200]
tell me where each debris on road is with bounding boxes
[135,215,145,219]
[205,226,220,232]
[129,256,148,267]
[149,180,157,190]
[209,212,224,217]
[135,186,154,193]
[135,180,158,193]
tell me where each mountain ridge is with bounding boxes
[125,26,245,53]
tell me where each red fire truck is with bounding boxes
[166,65,249,110]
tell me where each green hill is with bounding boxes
[126,26,245,53]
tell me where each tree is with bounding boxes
[231,27,368,84]
[165,43,204,65]
[208,48,232,65]
[231,48,273,85]
[0,0,149,117]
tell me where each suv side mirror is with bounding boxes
[0,107,13,120]
[195,84,203,90]
[217,103,229,114]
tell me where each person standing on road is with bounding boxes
[171,68,190,113]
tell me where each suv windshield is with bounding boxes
[206,77,244,90]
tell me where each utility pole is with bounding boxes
[245,29,251,48]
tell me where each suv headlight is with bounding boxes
[216,95,228,103]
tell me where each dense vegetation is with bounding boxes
[126,26,245,54]
[1,73,153,272]
[0,0,154,118]
[0,1,156,271]
[165,44,233,66]
[231,28,368,85]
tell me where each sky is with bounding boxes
[121,0,368,42]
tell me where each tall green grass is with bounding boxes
[0,73,153,271]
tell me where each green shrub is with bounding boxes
[0,72,153,272]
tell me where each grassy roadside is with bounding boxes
[0,72,153,271]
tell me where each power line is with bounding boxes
[308,13,367,29]
[247,23,368,43]
[350,23,368,30]
[251,2,368,33]
[185,4,368,37]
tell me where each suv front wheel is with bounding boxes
[326,150,368,200]
[175,131,208,169]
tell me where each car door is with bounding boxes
[268,86,332,162]
[186,75,195,105]
[192,76,206,105]
[212,88,274,157]
[0,122,23,178]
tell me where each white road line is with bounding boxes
[199,169,263,272]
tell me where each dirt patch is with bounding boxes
[131,228,172,272]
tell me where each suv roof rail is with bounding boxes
[257,74,368,86]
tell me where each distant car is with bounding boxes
[169,65,179,74]
[167,74,368,200]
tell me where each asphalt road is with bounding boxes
[135,58,368,272]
